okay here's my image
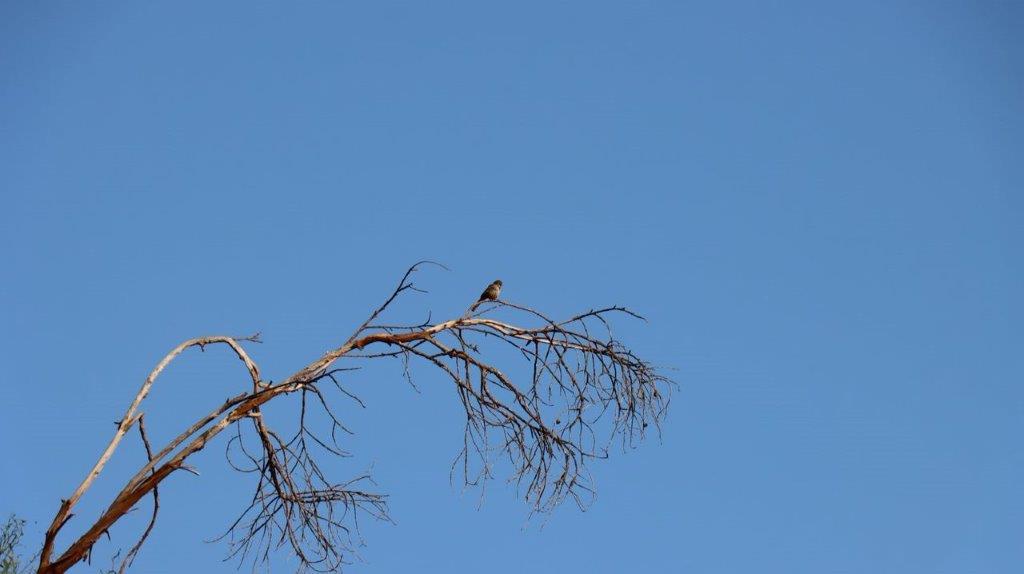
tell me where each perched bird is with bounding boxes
[477,279,502,303]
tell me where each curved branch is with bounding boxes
[38,265,670,574]
[39,335,262,573]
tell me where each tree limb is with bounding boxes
[38,263,671,573]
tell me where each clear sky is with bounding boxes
[1,2,1021,573]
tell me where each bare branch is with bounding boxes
[117,416,158,574]
[37,264,671,573]
[39,335,261,572]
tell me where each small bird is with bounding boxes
[477,279,502,303]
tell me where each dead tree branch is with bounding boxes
[37,262,671,573]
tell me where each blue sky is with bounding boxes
[1,1,1021,573]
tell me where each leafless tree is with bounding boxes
[36,262,672,573]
